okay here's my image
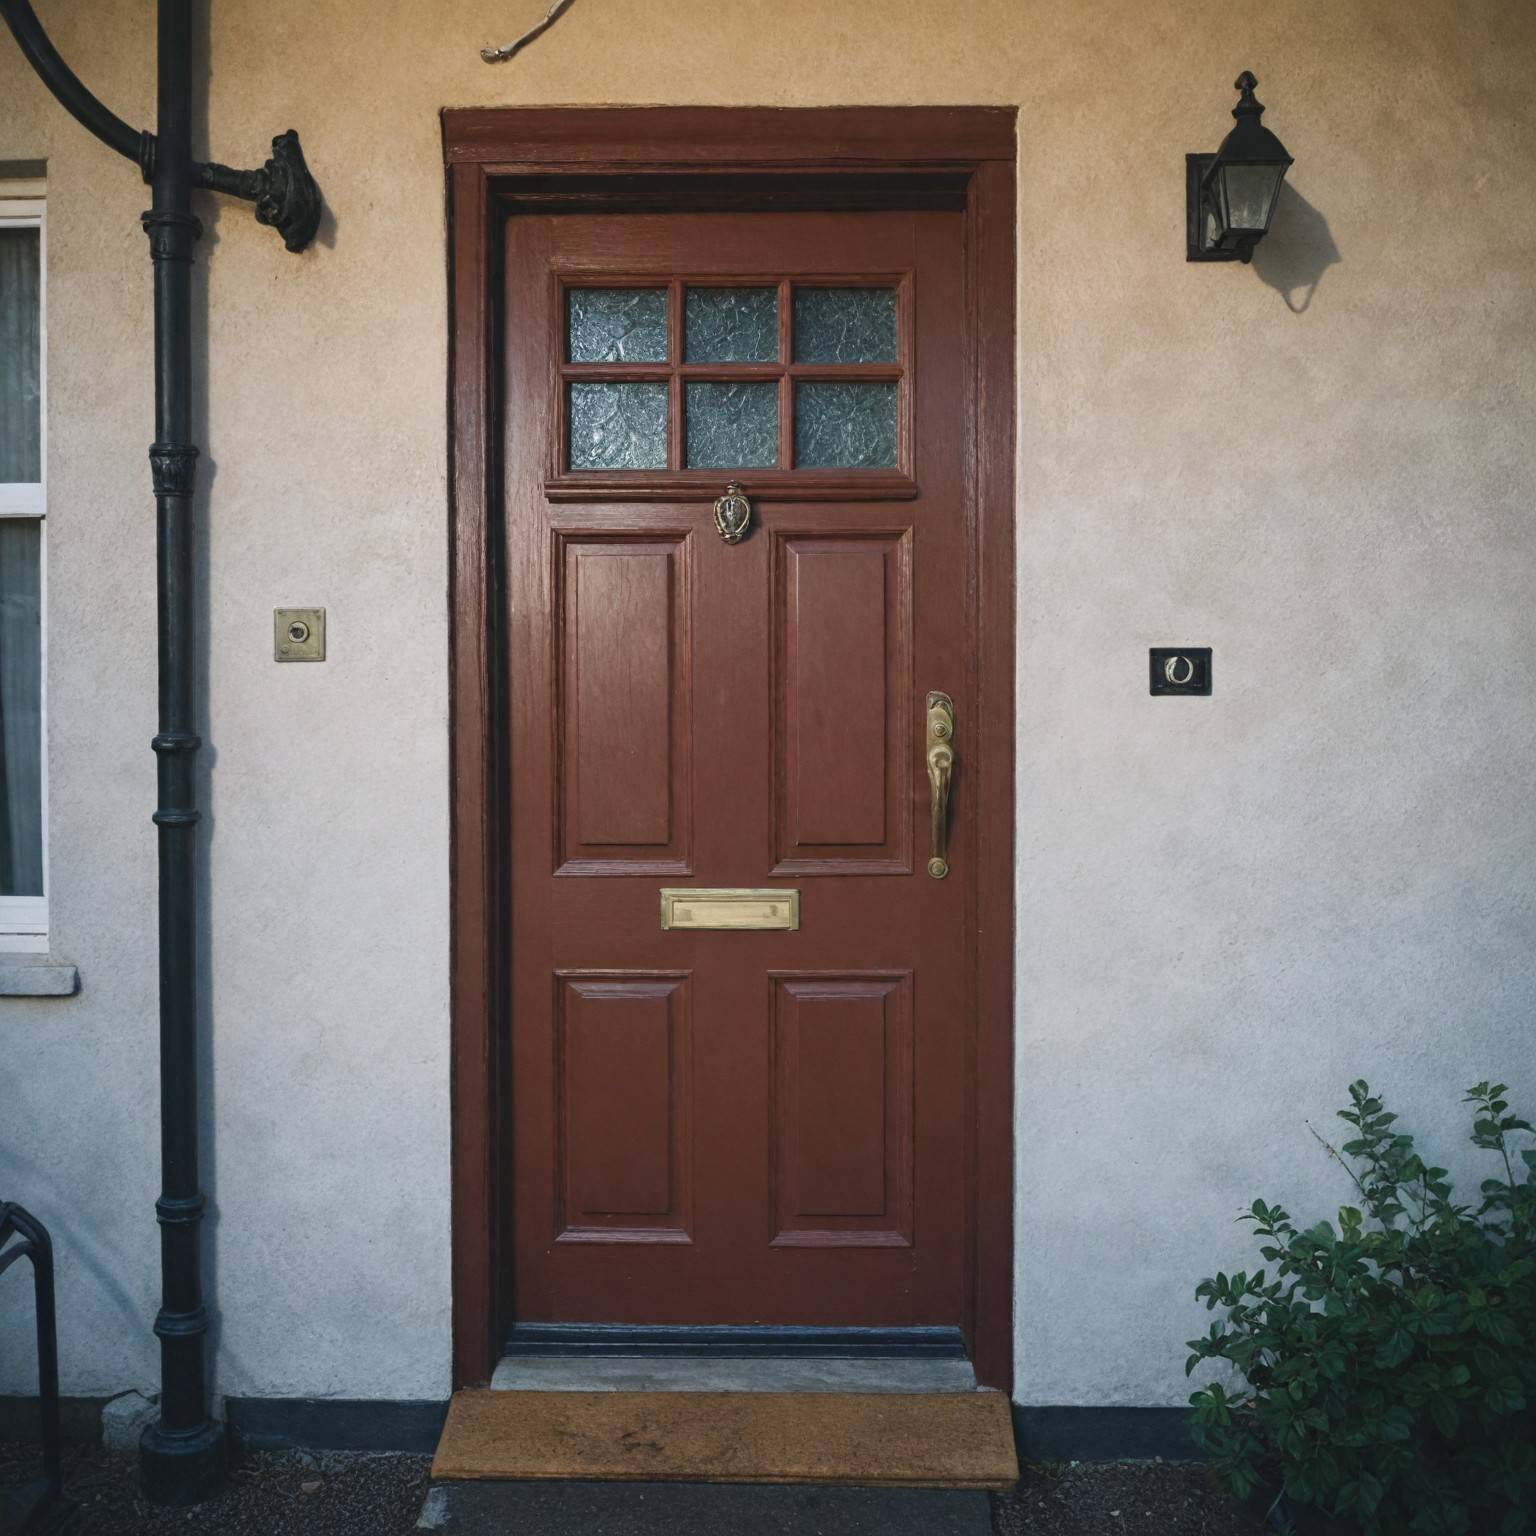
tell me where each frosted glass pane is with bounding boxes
[0,228,41,483]
[795,383,898,469]
[685,382,778,468]
[0,519,42,895]
[793,287,896,364]
[685,287,778,363]
[567,288,668,363]
[1222,164,1283,231]
[568,382,668,470]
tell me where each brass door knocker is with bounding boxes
[713,481,751,544]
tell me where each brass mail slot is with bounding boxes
[659,888,800,932]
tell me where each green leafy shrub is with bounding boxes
[1187,1081,1535,1535]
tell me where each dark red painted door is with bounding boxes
[503,205,972,1329]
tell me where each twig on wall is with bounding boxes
[481,0,578,62]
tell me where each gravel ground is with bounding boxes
[992,1461,1269,1536]
[5,1440,1266,1536]
[1,1441,431,1535]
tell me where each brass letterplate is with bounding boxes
[659,888,800,932]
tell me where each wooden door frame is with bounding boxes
[445,106,1017,1391]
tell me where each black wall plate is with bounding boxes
[1150,647,1212,695]
[1186,154,1243,262]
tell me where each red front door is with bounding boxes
[503,202,974,1330]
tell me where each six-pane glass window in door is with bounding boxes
[563,280,901,472]
[0,195,47,949]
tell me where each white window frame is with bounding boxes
[0,180,49,953]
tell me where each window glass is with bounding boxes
[792,287,897,365]
[568,381,668,470]
[0,196,48,936]
[685,381,778,468]
[560,278,903,474]
[0,227,41,482]
[684,287,777,364]
[0,518,41,896]
[567,288,668,364]
[794,382,899,469]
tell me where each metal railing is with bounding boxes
[0,1201,61,1524]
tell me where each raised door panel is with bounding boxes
[555,973,691,1244]
[556,535,691,873]
[769,973,913,1247]
[771,533,912,874]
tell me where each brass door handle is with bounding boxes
[926,691,955,879]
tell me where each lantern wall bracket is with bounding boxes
[1186,152,1243,263]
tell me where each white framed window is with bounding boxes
[0,179,48,952]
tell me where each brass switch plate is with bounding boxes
[275,607,325,662]
[660,888,800,932]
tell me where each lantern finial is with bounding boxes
[1232,72,1264,119]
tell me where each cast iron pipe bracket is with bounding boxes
[197,131,322,254]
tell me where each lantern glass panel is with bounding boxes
[1222,163,1285,232]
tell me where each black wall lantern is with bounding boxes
[1187,71,1293,262]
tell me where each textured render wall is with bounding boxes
[1,0,1532,1408]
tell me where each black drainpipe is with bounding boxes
[0,0,320,1506]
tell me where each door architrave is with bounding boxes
[445,106,1017,1391]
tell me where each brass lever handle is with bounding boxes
[926,691,955,879]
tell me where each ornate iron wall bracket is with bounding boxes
[196,132,322,253]
[0,1,322,253]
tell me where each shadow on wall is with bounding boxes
[1250,184,1340,314]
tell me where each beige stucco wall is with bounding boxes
[2,0,1533,1410]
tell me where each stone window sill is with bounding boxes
[0,961,80,997]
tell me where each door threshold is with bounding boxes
[502,1323,968,1359]
[491,1354,978,1394]
[496,1324,975,1392]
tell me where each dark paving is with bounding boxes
[3,1439,1266,1535]
[423,1480,993,1535]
